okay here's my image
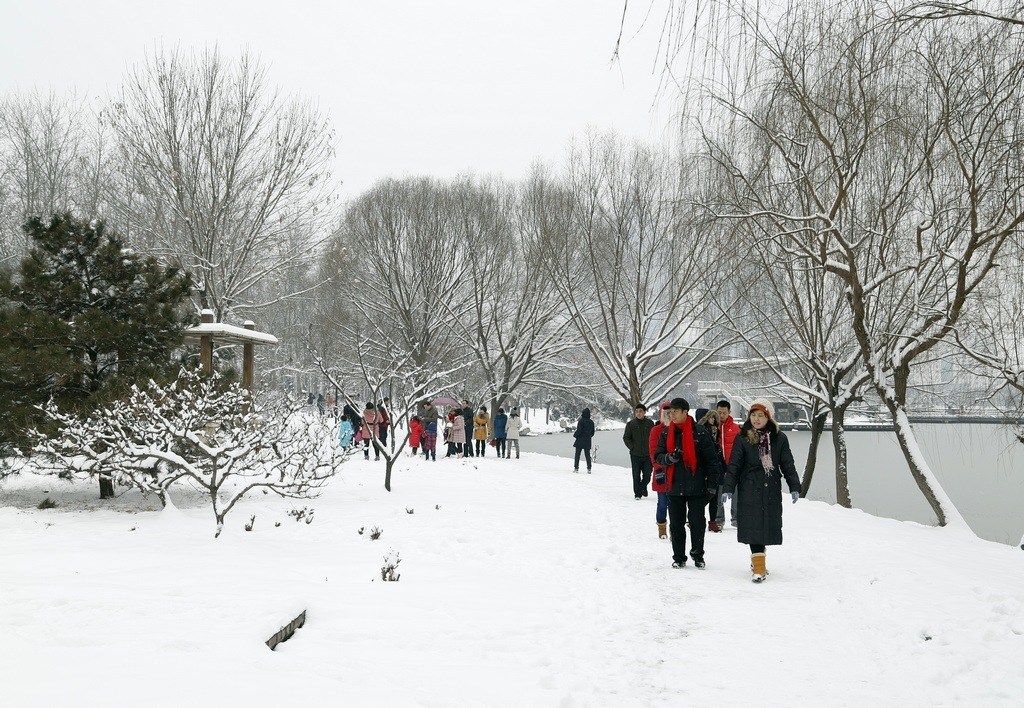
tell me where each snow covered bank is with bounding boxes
[519,406,626,436]
[2,453,1022,706]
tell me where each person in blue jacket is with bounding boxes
[492,407,509,458]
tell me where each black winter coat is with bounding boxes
[462,407,474,435]
[573,416,595,449]
[654,422,722,497]
[723,420,801,546]
[622,417,655,457]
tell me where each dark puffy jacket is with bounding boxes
[623,416,655,457]
[654,420,721,497]
[722,420,801,546]
[462,407,475,436]
[493,413,508,439]
[573,409,595,449]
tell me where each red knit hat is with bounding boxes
[748,398,774,419]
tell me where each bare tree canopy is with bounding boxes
[108,49,336,321]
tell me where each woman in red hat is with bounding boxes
[721,398,802,582]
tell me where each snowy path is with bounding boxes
[2,453,1023,706]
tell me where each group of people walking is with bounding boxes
[336,397,524,462]
[414,400,523,460]
[622,397,801,582]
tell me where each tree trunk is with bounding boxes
[831,406,851,508]
[384,458,393,492]
[883,397,968,529]
[800,412,828,496]
[98,475,115,499]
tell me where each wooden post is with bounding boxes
[200,309,214,375]
[243,321,255,393]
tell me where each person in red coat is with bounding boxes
[715,399,741,528]
[408,416,424,457]
[649,402,672,539]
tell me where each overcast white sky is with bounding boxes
[1,0,678,199]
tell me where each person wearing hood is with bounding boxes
[337,416,355,449]
[722,398,801,582]
[504,408,522,459]
[492,407,509,458]
[572,408,596,473]
[654,398,722,569]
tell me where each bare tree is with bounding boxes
[310,335,462,492]
[333,177,477,375]
[435,177,582,416]
[532,134,734,408]
[892,1,1024,26]
[954,233,1024,441]
[703,4,1024,527]
[735,246,868,505]
[0,90,110,263]
[107,49,336,321]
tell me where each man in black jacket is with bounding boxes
[461,400,475,458]
[623,403,655,499]
[655,397,722,569]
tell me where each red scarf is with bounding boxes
[667,417,698,475]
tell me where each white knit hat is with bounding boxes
[747,398,775,419]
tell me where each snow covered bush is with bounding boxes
[34,369,348,536]
[380,550,401,581]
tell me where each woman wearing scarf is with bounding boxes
[721,398,802,582]
[654,398,722,569]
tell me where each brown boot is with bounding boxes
[657,522,667,539]
[751,552,767,583]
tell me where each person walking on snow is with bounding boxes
[473,406,491,457]
[420,401,439,460]
[654,398,722,569]
[337,416,355,449]
[449,409,466,457]
[461,400,476,458]
[492,407,509,458]
[649,402,672,539]
[361,402,381,461]
[623,403,655,499]
[715,399,741,530]
[377,401,390,449]
[721,398,801,583]
[408,416,424,457]
[698,409,727,533]
[572,408,596,473]
[505,408,522,458]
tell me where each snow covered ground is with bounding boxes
[2,452,1023,707]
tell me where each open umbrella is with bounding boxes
[430,396,460,407]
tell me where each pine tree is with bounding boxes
[0,214,194,495]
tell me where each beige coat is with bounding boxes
[473,412,491,441]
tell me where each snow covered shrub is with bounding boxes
[286,506,314,523]
[380,550,401,581]
[34,369,348,536]
[369,526,382,540]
